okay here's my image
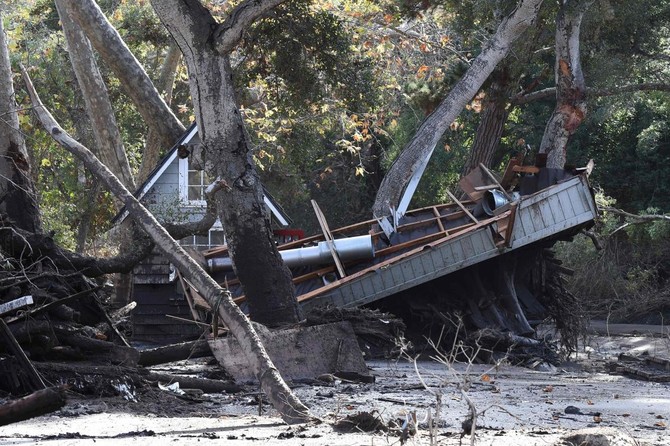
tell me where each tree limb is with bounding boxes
[20,63,313,425]
[513,82,670,105]
[0,219,154,276]
[600,206,670,223]
[372,0,545,220]
[215,0,287,53]
[63,0,185,145]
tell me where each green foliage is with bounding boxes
[556,192,670,323]
[241,0,375,110]
[570,94,670,212]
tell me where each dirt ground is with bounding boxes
[1,323,669,445]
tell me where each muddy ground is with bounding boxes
[1,322,669,445]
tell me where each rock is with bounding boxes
[559,429,610,446]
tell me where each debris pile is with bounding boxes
[0,252,133,394]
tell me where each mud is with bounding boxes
[1,325,668,445]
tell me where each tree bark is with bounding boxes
[62,0,185,151]
[538,0,593,168]
[21,65,312,424]
[372,0,544,220]
[139,43,182,184]
[151,0,302,327]
[0,15,41,233]
[0,387,66,427]
[138,339,212,366]
[56,0,135,191]
[461,67,515,177]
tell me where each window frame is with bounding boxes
[178,157,208,206]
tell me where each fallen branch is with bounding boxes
[138,339,212,367]
[599,206,670,238]
[0,387,66,427]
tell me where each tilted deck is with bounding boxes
[299,174,596,310]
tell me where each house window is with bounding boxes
[179,157,208,205]
[179,226,227,251]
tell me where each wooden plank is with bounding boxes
[500,154,524,189]
[479,163,513,201]
[512,165,540,174]
[311,200,346,278]
[432,207,445,231]
[0,296,33,316]
[446,190,478,224]
[503,203,518,247]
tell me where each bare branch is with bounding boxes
[64,0,184,143]
[215,0,287,53]
[513,83,670,105]
[600,206,670,223]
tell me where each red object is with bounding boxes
[273,229,304,244]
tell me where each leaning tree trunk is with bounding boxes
[139,43,182,184]
[63,0,185,150]
[21,66,311,425]
[538,0,593,168]
[461,66,515,177]
[0,15,41,233]
[372,0,545,220]
[151,0,302,327]
[56,0,135,191]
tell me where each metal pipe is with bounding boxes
[207,235,375,272]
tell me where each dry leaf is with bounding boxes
[543,385,554,393]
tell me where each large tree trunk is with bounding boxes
[372,0,544,220]
[56,0,135,191]
[63,0,185,151]
[461,67,514,177]
[21,67,311,424]
[151,0,302,327]
[0,16,41,233]
[539,0,593,168]
[139,43,182,184]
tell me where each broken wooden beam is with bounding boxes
[0,296,34,316]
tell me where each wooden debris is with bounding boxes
[0,387,66,427]
[0,319,45,393]
[138,339,213,367]
[146,372,241,394]
[0,296,33,316]
[610,354,670,382]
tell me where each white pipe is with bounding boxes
[207,235,374,272]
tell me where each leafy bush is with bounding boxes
[555,191,670,323]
